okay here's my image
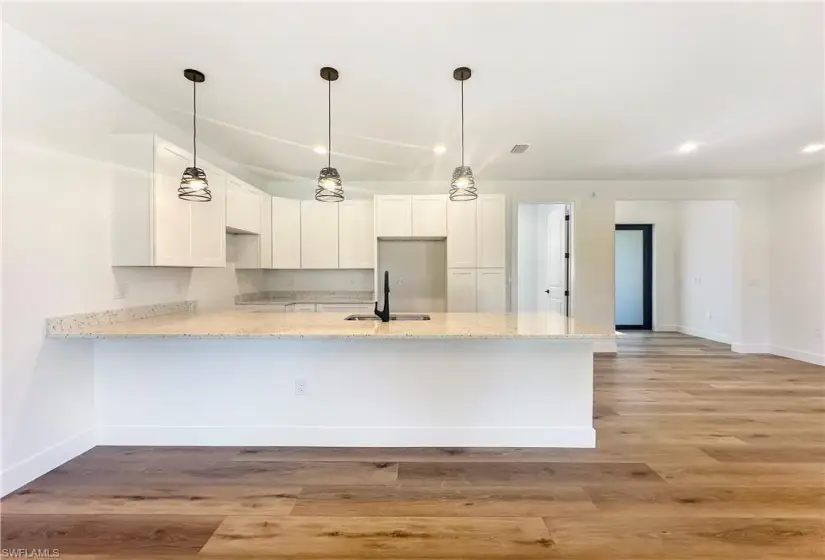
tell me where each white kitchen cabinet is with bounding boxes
[447,199,477,268]
[375,196,412,237]
[447,269,477,312]
[476,268,507,312]
[234,191,272,269]
[112,135,226,267]
[412,195,447,237]
[226,178,262,234]
[300,200,339,269]
[271,196,301,269]
[259,192,273,268]
[190,161,227,267]
[477,194,506,268]
[338,200,375,269]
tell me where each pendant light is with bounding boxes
[316,66,344,202]
[178,69,211,202]
[450,67,477,201]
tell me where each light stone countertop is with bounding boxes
[49,309,616,340]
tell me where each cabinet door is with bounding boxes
[152,141,193,266]
[477,194,506,268]
[447,199,477,268]
[301,200,339,269]
[271,197,301,269]
[375,196,412,237]
[412,195,447,237]
[190,161,227,267]
[447,269,477,312]
[477,268,506,313]
[259,192,273,268]
[338,200,375,269]
[227,178,261,234]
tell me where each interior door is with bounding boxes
[539,205,568,315]
[615,224,653,329]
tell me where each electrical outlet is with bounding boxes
[294,379,307,396]
[815,328,824,342]
[705,311,712,321]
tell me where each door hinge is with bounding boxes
[564,290,569,297]
[564,214,570,221]
[564,252,570,259]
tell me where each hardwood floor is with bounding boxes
[2,333,823,559]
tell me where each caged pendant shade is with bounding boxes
[449,67,477,201]
[179,69,211,202]
[316,67,344,202]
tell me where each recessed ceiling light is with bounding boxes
[313,146,327,155]
[433,145,446,154]
[801,143,824,154]
[676,142,701,154]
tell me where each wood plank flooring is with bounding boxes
[2,332,823,559]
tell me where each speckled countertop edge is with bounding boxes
[46,301,195,336]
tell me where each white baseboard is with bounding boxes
[771,345,825,366]
[1,429,95,497]
[731,343,772,354]
[99,425,596,448]
[677,326,731,345]
[654,325,679,332]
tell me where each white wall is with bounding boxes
[768,165,825,365]
[678,201,737,343]
[1,24,265,494]
[615,201,680,331]
[516,204,539,312]
[264,269,374,293]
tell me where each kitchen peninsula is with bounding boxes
[51,308,613,448]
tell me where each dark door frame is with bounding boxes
[615,224,653,330]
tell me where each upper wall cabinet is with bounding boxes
[339,200,375,269]
[477,194,506,268]
[375,195,447,238]
[227,178,262,234]
[271,196,301,269]
[375,196,412,237]
[300,200,339,269]
[112,135,226,267]
[235,190,273,270]
[447,199,477,268]
[412,195,447,237]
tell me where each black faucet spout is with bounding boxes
[375,271,391,322]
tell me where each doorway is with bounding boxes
[517,203,570,316]
[615,224,652,330]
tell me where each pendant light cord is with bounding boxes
[192,79,197,166]
[328,78,331,168]
[461,79,465,167]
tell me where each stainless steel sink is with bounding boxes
[344,314,431,321]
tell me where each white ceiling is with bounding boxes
[4,2,824,182]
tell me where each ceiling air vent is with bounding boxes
[510,144,530,154]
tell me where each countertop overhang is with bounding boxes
[49,309,616,340]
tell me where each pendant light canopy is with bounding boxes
[179,69,211,202]
[316,66,344,202]
[450,67,477,202]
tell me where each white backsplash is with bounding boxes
[264,269,375,292]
